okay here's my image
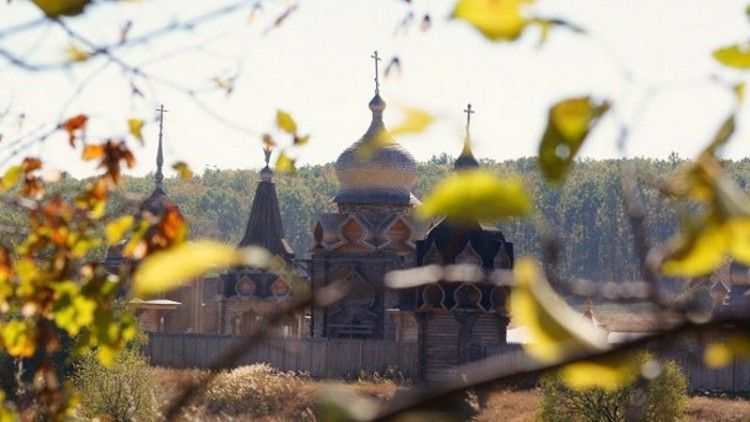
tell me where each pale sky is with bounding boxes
[0,0,748,178]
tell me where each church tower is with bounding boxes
[309,51,427,339]
[404,104,515,381]
[218,147,300,336]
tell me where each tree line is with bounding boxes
[4,155,748,284]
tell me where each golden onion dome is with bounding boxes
[334,93,417,207]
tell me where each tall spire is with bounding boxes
[261,146,273,182]
[155,104,168,189]
[238,145,294,260]
[455,103,479,171]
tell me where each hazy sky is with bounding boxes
[1,0,748,178]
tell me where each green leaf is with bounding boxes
[452,0,533,41]
[509,258,608,363]
[52,281,96,337]
[31,0,90,17]
[276,110,298,134]
[538,96,610,183]
[417,170,531,222]
[132,240,271,297]
[417,169,532,223]
[714,44,750,69]
[105,215,134,245]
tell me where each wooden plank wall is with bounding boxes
[147,333,419,379]
[148,334,750,392]
[485,344,750,393]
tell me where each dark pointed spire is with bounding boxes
[455,103,479,171]
[238,146,294,260]
[155,104,168,189]
[139,104,179,216]
[260,146,273,182]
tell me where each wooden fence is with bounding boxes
[486,344,750,392]
[147,334,750,391]
[146,333,419,379]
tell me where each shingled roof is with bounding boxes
[238,154,294,261]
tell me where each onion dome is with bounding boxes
[454,135,479,170]
[454,103,479,171]
[334,93,418,206]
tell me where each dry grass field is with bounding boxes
[150,367,750,421]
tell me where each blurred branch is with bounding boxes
[163,279,349,421]
[376,312,750,420]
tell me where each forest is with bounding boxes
[5,154,746,284]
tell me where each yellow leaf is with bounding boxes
[172,161,194,180]
[1,166,22,191]
[559,353,640,391]
[452,0,533,41]
[538,97,610,183]
[728,219,750,264]
[734,82,746,103]
[704,342,733,369]
[128,118,144,143]
[389,107,434,137]
[417,169,532,223]
[132,240,271,297]
[275,152,296,174]
[276,110,297,134]
[510,258,608,363]
[661,222,729,277]
[1,320,36,358]
[704,335,750,368]
[66,44,90,63]
[106,215,134,245]
[31,0,89,17]
[714,44,750,69]
[0,390,15,422]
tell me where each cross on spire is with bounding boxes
[463,103,475,135]
[155,104,169,189]
[371,50,382,94]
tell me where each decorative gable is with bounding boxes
[455,243,482,266]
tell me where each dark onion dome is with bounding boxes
[454,135,479,171]
[334,93,418,206]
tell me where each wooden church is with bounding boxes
[126,53,516,382]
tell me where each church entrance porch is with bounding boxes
[417,309,510,382]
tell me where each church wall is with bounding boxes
[310,250,415,340]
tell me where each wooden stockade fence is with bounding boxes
[147,333,419,379]
[147,333,750,391]
[485,344,750,393]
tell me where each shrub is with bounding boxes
[73,347,157,421]
[202,363,306,417]
[539,353,687,422]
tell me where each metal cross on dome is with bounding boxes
[464,103,475,134]
[371,50,382,94]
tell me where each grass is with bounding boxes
[147,367,750,421]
